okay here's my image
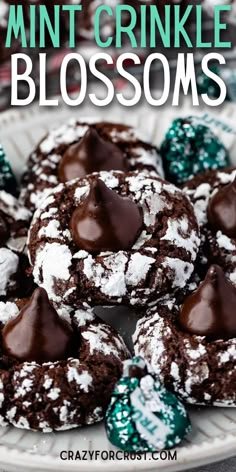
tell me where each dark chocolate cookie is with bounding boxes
[133,267,236,407]
[0,190,33,298]
[0,289,129,431]
[19,120,163,212]
[183,167,236,285]
[28,171,200,309]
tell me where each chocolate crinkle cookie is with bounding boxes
[0,190,33,298]
[133,265,236,406]
[0,287,129,432]
[19,119,163,213]
[28,170,200,309]
[183,167,236,285]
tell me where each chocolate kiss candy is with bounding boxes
[70,179,143,253]
[179,265,236,340]
[58,128,127,182]
[128,365,148,380]
[207,179,236,239]
[2,288,74,363]
[0,214,9,245]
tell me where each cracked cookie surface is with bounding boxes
[0,302,129,431]
[0,191,33,298]
[28,170,200,308]
[133,298,236,406]
[20,119,163,213]
[183,167,236,285]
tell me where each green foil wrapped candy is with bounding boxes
[197,67,221,99]
[197,67,236,103]
[0,144,18,196]
[105,357,191,452]
[160,117,230,185]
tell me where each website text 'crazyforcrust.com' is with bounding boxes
[59,450,178,461]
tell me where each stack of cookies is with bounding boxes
[0,114,235,437]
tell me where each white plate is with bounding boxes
[0,99,236,472]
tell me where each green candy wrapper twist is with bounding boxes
[160,116,230,185]
[105,357,191,452]
[0,144,18,196]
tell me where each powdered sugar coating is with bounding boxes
[133,301,236,406]
[29,171,200,308]
[183,167,236,285]
[20,119,163,212]
[0,191,32,297]
[0,248,19,296]
[0,191,31,222]
[0,301,129,432]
